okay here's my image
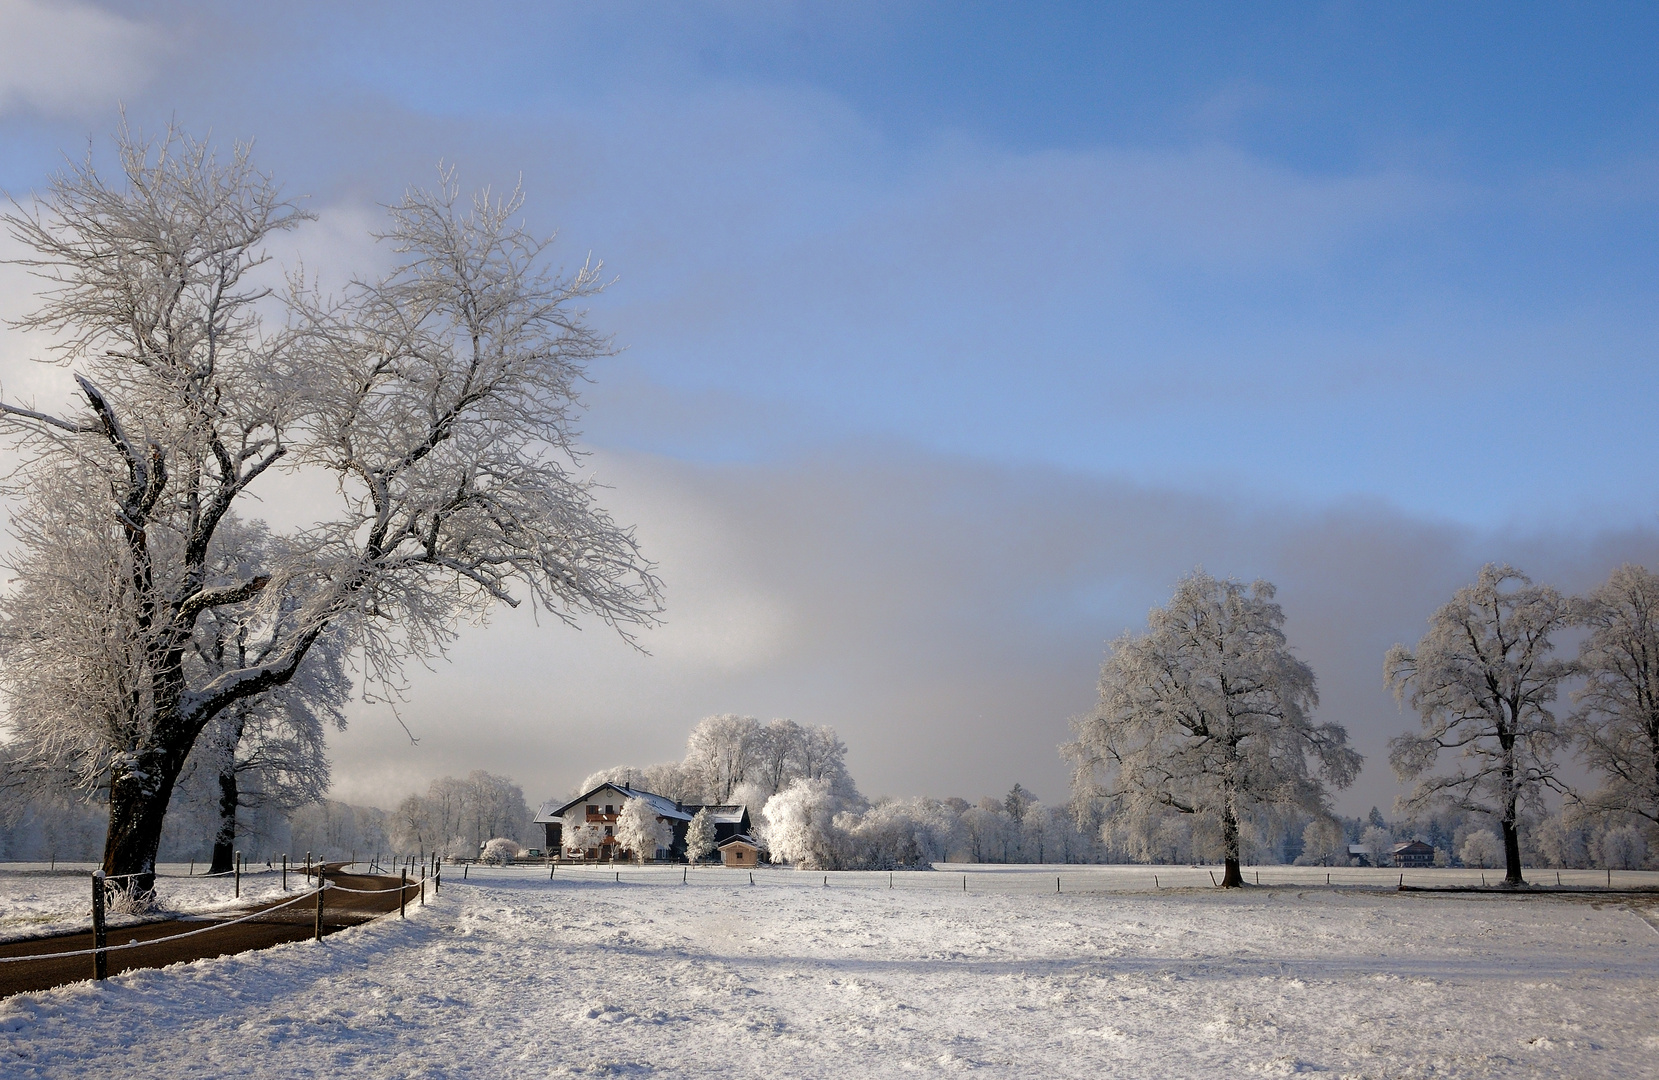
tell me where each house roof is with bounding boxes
[1392,840,1435,853]
[537,784,693,823]
[701,805,748,825]
[717,832,759,849]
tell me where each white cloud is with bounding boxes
[0,0,163,118]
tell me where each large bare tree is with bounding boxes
[1387,564,1575,886]
[0,125,661,892]
[1571,564,1659,829]
[1066,570,1360,887]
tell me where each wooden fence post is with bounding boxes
[91,870,107,981]
[235,850,241,898]
[420,865,426,906]
[282,854,288,891]
[400,869,408,918]
[314,880,325,941]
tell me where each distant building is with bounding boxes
[534,784,752,861]
[1347,839,1437,869]
[1390,840,1435,868]
[718,833,760,868]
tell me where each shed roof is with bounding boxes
[717,832,759,849]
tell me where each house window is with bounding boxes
[604,825,613,837]
[604,804,614,815]
[586,805,598,816]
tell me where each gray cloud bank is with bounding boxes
[326,443,1659,816]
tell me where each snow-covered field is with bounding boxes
[4,864,1658,1078]
[0,865,300,942]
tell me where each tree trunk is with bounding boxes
[103,741,192,897]
[1219,803,1245,887]
[208,708,248,875]
[1500,818,1526,886]
[209,765,238,874]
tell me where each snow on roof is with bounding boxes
[717,832,758,848]
[539,784,692,822]
[705,805,747,825]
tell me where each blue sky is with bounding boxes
[2,2,1658,812]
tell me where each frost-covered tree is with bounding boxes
[684,807,716,864]
[1004,783,1037,821]
[684,714,763,803]
[562,817,605,858]
[575,761,701,802]
[1360,825,1395,867]
[391,793,434,856]
[0,126,659,891]
[1295,816,1348,866]
[614,797,670,863]
[181,521,351,872]
[847,797,957,869]
[1534,810,1594,868]
[1572,564,1659,829]
[287,798,389,861]
[1387,565,1576,886]
[1596,824,1648,870]
[1067,570,1361,887]
[761,777,850,869]
[1460,829,1501,869]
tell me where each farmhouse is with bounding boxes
[1390,840,1436,868]
[1347,840,1439,868]
[534,784,754,862]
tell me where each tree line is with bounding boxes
[1066,564,1659,886]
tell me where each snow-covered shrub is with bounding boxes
[615,798,671,863]
[761,777,852,869]
[1597,825,1648,870]
[1460,829,1501,869]
[685,808,716,864]
[480,837,522,864]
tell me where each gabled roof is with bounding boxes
[537,783,693,823]
[717,832,759,849]
[1392,840,1434,853]
[699,804,748,825]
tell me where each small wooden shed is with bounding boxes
[718,833,760,868]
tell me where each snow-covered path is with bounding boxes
[4,867,1657,1078]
